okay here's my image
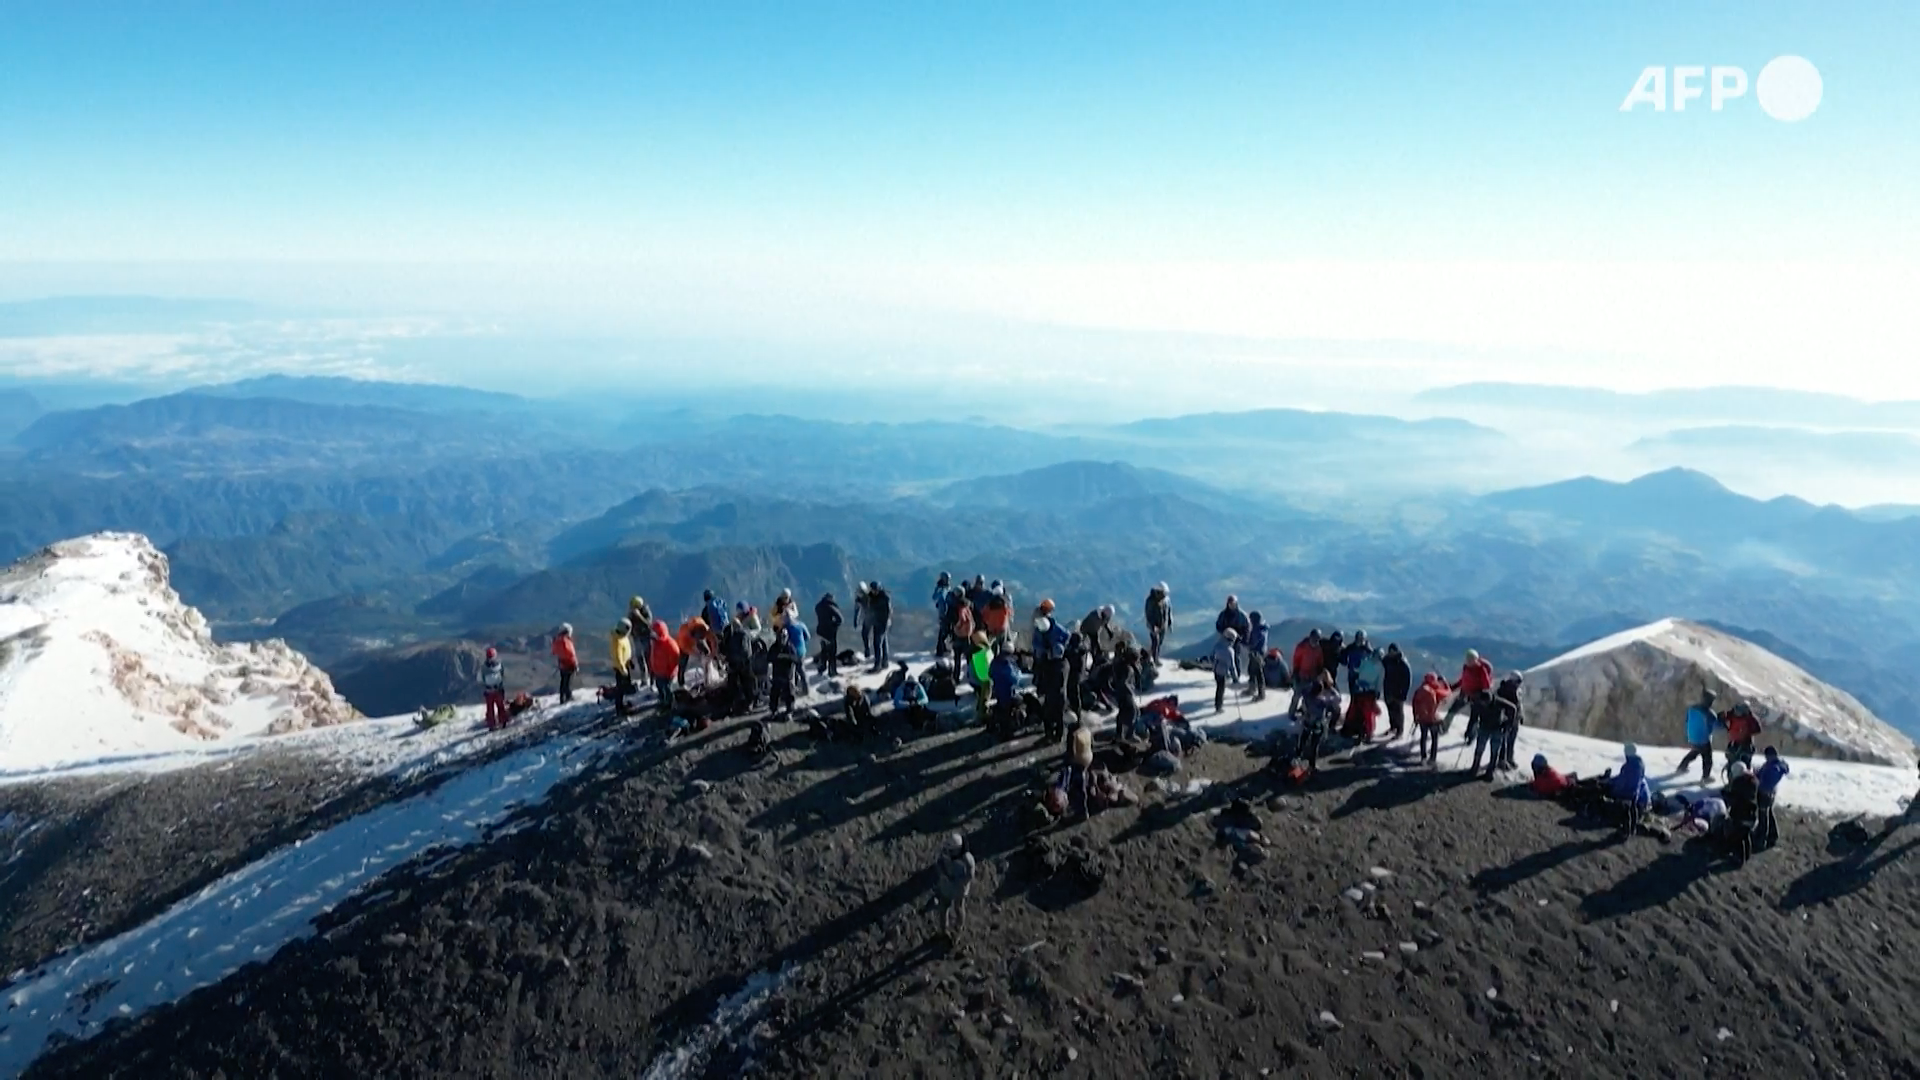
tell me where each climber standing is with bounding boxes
[1290,629,1324,715]
[868,581,894,672]
[481,646,508,731]
[1445,649,1494,738]
[1211,627,1240,713]
[1677,689,1720,783]
[550,624,578,703]
[1144,582,1172,663]
[1723,702,1763,773]
[814,591,843,677]
[1214,596,1251,680]
[608,623,635,716]
[1381,643,1411,740]
[933,833,977,945]
[1244,612,1270,703]
[1032,605,1071,744]
[1755,746,1790,849]
[648,620,681,715]
[853,582,873,659]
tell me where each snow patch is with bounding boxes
[0,728,615,1075]
[640,965,794,1080]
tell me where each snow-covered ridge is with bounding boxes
[0,532,358,775]
[1524,618,1913,767]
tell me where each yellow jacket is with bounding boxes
[610,629,633,672]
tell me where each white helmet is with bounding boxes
[558,622,573,636]
[945,833,965,853]
[1100,604,1114,618]
[1157,582,1169,594]
[1034,616,1052,633]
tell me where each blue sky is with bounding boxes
[1,2,1915,400]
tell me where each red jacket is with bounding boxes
[1723,710,1762,744]
[648,619,682,679]
[1293,640,1324,681]
[1530,768,1573,798]
[1453,658,1494,698]
[550,634,578,671]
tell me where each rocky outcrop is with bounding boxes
[1522,618,1913,766]
[0,533,358,772]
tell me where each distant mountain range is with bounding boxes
[1420,382,1920,430]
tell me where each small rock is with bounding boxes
[1154,946,1174,965]
[1486,987,1499,1000]
[1113,973,1146,996]
[1610,1000,1619,1014]
[1361,882,1377,893]
[1716,1027,1734,1042]
[1171,993,1185,1004]
[1317,1010,1343,1031]
[380,933,409,947]
[1342,888,1366,903]
[1067,1048,1079,1062]
[1413,901,1433,918]
[1398,942,1419,955]
[685,842,715,862]
[1368,866,1394,880]
[1361,951,1387,962]
[690,779,714,794]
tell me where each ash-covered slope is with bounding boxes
[0,533,357,774]
[1524,617,1913,765]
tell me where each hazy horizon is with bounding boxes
[3,3,1918,503]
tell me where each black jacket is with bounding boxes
[1382,652,1412,703]
[815,598,843,637]
[1145,592,1171,629]
[1321,633,1345,680]
[869,588,893,623]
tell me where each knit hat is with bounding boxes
[1531,753,1548,769]
[1623,743,1638,758]
[485,647,497,659]
[1729,761,1750,778]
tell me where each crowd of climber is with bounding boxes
[515,573,1797,867]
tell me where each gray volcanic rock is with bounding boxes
[1523,617,1913,765]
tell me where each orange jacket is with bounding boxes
[550,633,578,671]
[1412,673,1448,725]
[676,616,711,658]
[648,619,682,678]
[982,598,1011,636]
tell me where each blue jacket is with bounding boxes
[1685,705,1717,745]
[989,654,1020,704]
[703,598,728,632]
[1035,617,1070,661]
[1756,758,1790,794]
[894,679,929,709]
[1354,653,1385,696]
[787,621,810,655]
[1610,754,1650,808]
[1246,618,1269,656]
